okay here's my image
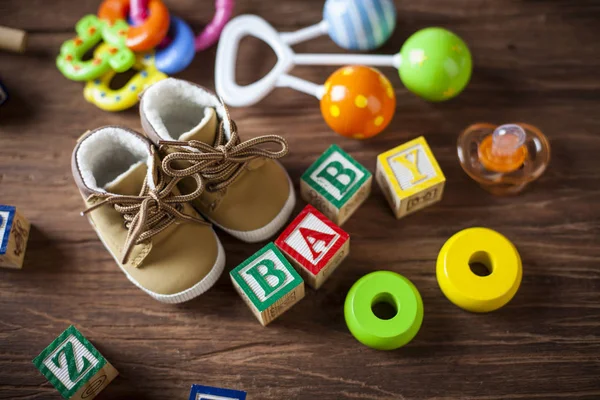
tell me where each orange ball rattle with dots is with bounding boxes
[320,66,395,140]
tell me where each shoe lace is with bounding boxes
[158,121,288,192]
[81,150,210,264]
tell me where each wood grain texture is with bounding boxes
[1,0,599,399]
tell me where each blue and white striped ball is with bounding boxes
[323,0,397,51]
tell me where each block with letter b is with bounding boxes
[189,384,247,400]
[376,136,445,219]
[0,205,30,269]
[301,144,372,225]
[230,243,305,326]
[275,205,349,289]
[33,325,118,400]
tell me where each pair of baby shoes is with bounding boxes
[72,78,295,303]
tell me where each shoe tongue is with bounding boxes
[103,162,148,196]
[179,108,218,145]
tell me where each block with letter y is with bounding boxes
[230,243,305,326]
[376,136,445,219]
[33,325,118,400]
[275,205,349,289]
[189,384,247,400]
[301,144,372,225]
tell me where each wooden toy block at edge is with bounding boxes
[300,144,372,225]
[0,205,31,269]
[189,384,248,400]
[376,136,445,219]
[230,243,305,326]
[33,325,118,400]
[275,204,350,289]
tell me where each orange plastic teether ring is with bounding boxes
[98,0,170,52]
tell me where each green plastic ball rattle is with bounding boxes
[344,271,424,350]
[399,27,472,102]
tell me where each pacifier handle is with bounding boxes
[195,0,235,51]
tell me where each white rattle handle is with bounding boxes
[215,15,295,107]
[280,20,329,45]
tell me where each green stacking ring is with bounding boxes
[344,271,424,350]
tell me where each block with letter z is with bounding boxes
[32,325,118,400]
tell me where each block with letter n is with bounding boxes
[376,136,445,219]
[301,144,372,225]
[0,205,31,269]
[275,205,349,289]
[32,325,118,400]
[230,243,305,326]
[189,384,247,400]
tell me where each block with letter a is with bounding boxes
[230,243,305,326]
[376,136,445,219]
[189,384,247,400]
[32,325,118,400]
[275,205,349,289]
[300,144,372,225]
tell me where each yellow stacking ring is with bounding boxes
[436,227,522,313]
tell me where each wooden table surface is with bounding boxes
[1,0,599,399]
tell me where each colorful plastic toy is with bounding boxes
[275,204,350,289]
[98,0,170,52]
[84,44,167,111]
[376,136,446,219]
[33,326,119,400]
[56,15,135,81]
[437,227,522,313]
[216,13,471,136]
[345,271,424,350]
[153,16,196,75]
[130,0,234,51]
[458,123,551,195]
[301,144,372,225]
[320,66,396,139]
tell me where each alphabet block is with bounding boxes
[33,325,118,400]
[301,144,372,225]
[0,205,30,269]
[376,136,445,219]
[230,243,305,326]
[189,384,247,400]
[275,205,349,289]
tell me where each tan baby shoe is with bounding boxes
[72,126,225,303]
[139,78,295,242]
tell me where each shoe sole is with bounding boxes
[207,175,296,243]
[90,219,226,304]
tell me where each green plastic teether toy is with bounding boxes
[56,15,135,81]
[399,27,472,102]
[344,271,424,350]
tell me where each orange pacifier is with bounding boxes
[457,123,550,195]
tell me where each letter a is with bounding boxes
[52,342,92,383]
[393,148,427,184]
[298,227,336,261]
[246,260,286,297]
[316,161,356,195]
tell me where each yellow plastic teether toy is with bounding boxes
[436,227,522,313]
[84,43,166,111]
